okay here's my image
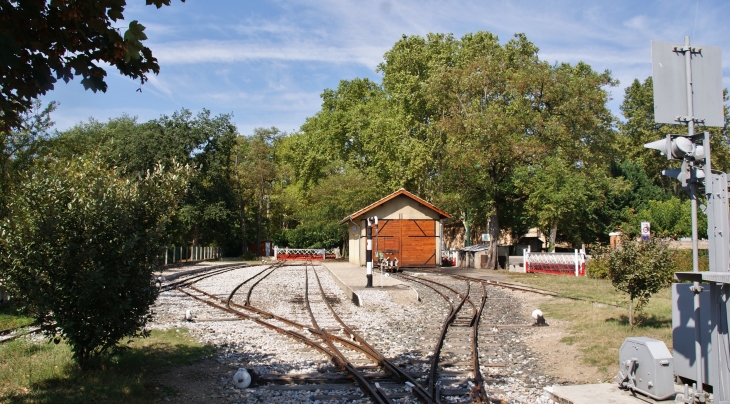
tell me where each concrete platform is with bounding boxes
[320,261,420,307]
[545,383,688,404]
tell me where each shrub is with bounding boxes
[605,237,675,329]
[0,156,188,369]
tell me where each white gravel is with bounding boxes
[151,263,559,403]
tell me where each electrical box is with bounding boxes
[617,337,675,400]
[672,283,712,386]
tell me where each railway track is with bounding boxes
[177,261,435,403]
[396,273,493,403]
[170,262,567,403]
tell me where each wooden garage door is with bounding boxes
[401,220,436,267]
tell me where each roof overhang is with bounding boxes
[338,188,451,224]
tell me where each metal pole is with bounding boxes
[366,218,373,288]
[683,35,705,399]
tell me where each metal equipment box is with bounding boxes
[672,283,712,386]
[617,337,675,400]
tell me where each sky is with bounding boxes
[42,0,730,135]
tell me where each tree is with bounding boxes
[51,109,241,254]
[0,0,184,131]
[428,33,616,267]
[233,128,282,255]
[0,154,189,368]
[604,237,675,329]
[629,197,706,240]
[514,156,614,251]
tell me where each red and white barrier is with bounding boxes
[523,247,585,276]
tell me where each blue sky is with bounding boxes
[42,0,730,135]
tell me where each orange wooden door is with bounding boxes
[401,220,437,267]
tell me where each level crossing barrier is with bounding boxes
[273,247,340,261]
[523,247,585,276]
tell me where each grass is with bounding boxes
[0,304,35,331]
[506,271,673,379]
[0,328,216,403]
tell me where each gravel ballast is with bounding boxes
[151,263,560,403]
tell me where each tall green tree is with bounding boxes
[428,33,616,267]
[51,109,240,253]
[234,127,282,255]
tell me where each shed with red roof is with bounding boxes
[339,189,451,268]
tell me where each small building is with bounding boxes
[339,189,451,268]
[458,244,510,269]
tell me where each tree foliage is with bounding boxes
[0,0,184,131]
[0,99,57,217]
[51,109,240,253]
[0,155,189,368]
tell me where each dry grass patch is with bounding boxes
[0,304,35,331]
[0,328,216,403]
[506,272,672,379]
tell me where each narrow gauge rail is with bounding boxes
[443,273,621,308]
[178,261,435,403]
[159,263,251,292]
[395,273,491,403]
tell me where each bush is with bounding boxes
[0,156,188,369]
[586,256,610,279]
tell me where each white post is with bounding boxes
[524,246,530,273]
[574,249,579,276]
[274,246,278,260]
[164,247,168,265]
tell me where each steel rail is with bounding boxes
[225,262,283,306]
[160,263,250,291]
[396,273,494,404]
[184,261,394,402]
[302,263,390,404]
[401,273,478,323]
[308,261,435,404]
[176,286,337,363]
[395,274,468,401]
[191,284,385,362]
[446,274,622,309]
[469,281,489,403]
[177,262,426,402]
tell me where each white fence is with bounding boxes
[160,246,220,266]
[523,247,586,276]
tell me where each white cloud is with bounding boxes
[153,40,385,68]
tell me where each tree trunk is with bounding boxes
[234,153,248,254]
[256,175,263,257]
[192,225,199,248]
[486,210,499,269]
[629,298,634,330]
[549,221,558,253]
[464,208,471,247]
[240,202,247,253]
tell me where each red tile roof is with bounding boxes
[338,188,451,224]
